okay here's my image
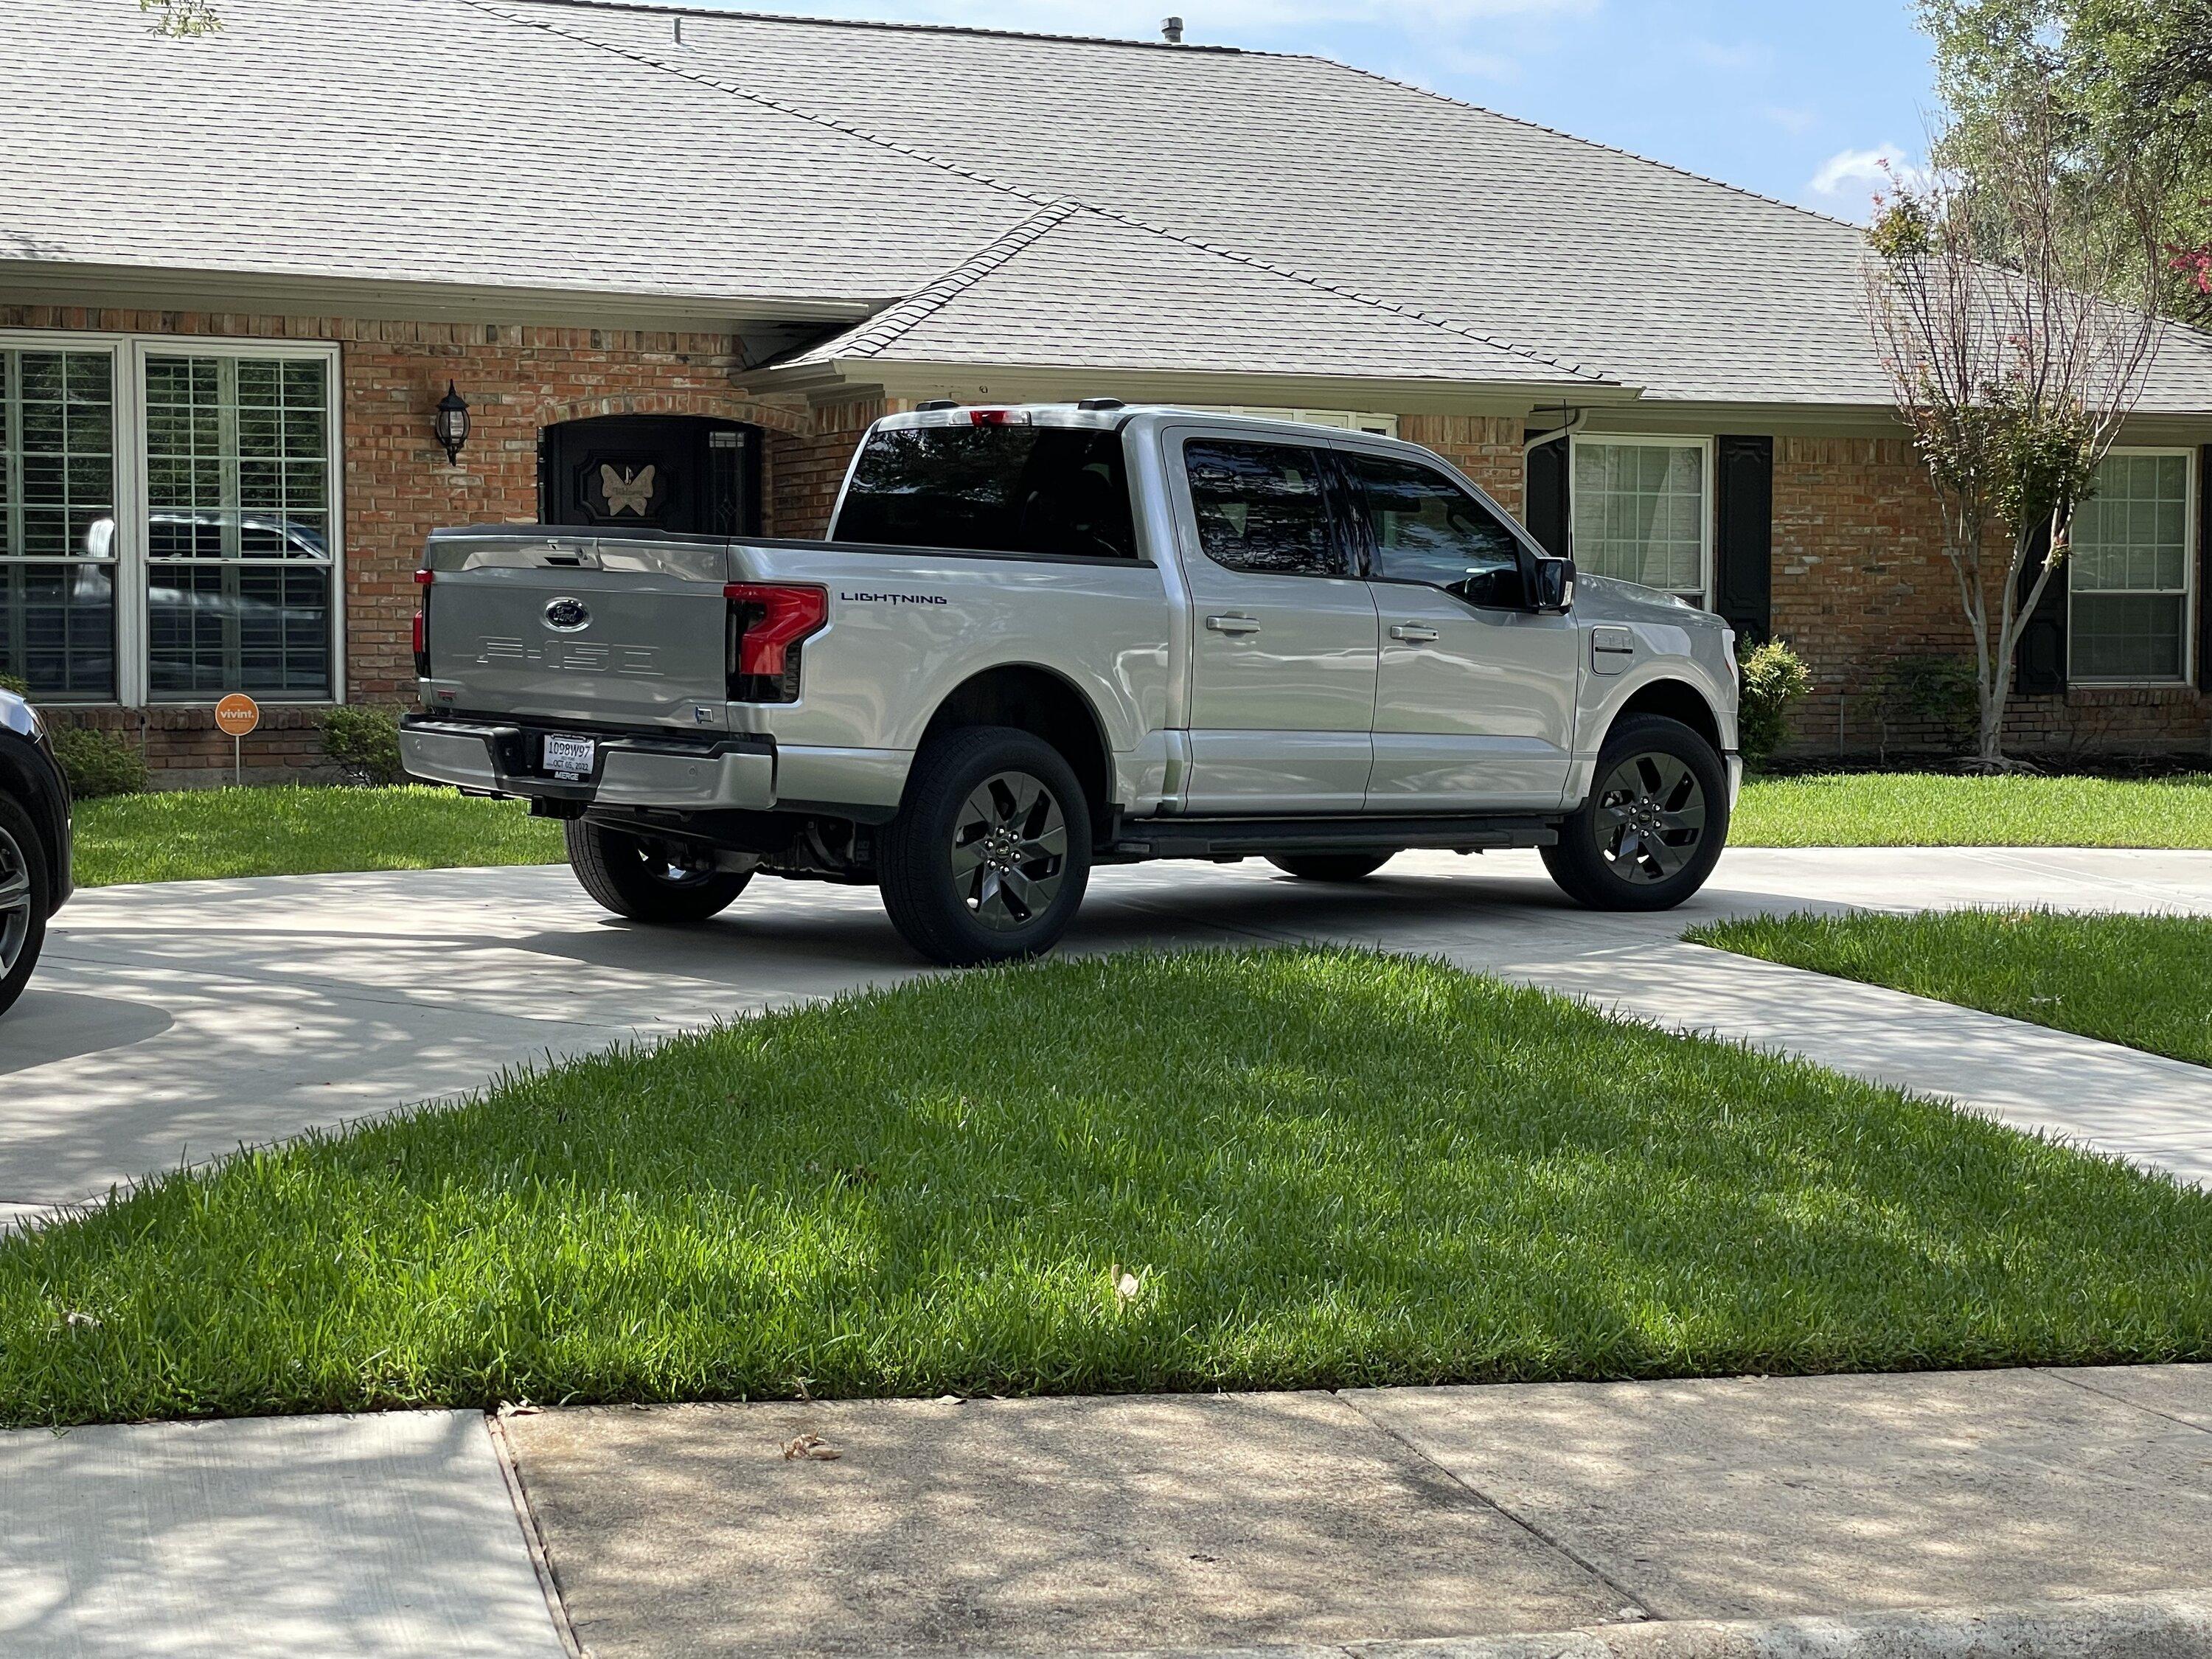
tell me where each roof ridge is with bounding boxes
[1293,54,1878,238]
[832,202,1082,359]
[490,0,1245,55]
[469,0,1616,386]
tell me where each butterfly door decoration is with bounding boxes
[599,463,657,516]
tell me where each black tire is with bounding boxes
[564,818,754,925]
[879,726,1092,967]
[1542,714,1729,911]
[0,793,52,1020]
[1267,852,1396,882]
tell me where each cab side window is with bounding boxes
[1349,453,1526,606]
[1184,439,1348,577]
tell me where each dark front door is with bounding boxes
[538,414,762,536]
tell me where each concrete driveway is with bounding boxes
[7,845,2212,1220]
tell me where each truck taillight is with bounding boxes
[726,582,827,703]
[413,569,433,678]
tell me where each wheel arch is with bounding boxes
[0,734,68,915]
[917,663,1117,843]
[1607,678,1723,755]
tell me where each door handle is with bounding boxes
[1388,623,1440,644]
[1206,613,1262,636]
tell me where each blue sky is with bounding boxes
[685,0,1941,222]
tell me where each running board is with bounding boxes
[1105,814,1557,863]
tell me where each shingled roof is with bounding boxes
[7,0,2212,412]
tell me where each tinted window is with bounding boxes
[1349,453,1526,605]
[1185,440,1346,577]
[832,426,1137,560]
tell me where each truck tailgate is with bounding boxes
[421,531,730,728]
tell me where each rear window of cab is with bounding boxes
[832,427,1138,561]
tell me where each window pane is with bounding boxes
[2071,592,2184,680]
[142,353,334,699]
[1,348,116,698]
[1184,439,1343,577]
[0,561,116,700]
[1572,440,1705,600]
[2069,453,2191,681]
[1348,452,1523,603]
[149,561,331,698]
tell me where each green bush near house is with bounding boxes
[1877,655,1979,757]
[320,705,406,786]
[1735,638,1812,766]
[0,672,27,698]
[49,727,148,799]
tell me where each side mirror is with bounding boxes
[1530,557,1575,613]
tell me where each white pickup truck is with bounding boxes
[401,403,1740,964]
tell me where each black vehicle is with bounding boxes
[0,688,72,1018]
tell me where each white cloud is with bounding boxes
[1809,142,1919,200]
[1761,103,1818,136]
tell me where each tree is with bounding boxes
[139,0,221,37]
[1863,86,2168,767]
[1921,0,2212,322]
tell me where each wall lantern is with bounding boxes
[433,381,472,465]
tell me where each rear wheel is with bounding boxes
[1267,852,1396,882]
[0,795,51,1020]
[565,818,754,924]
[879,726,1091,967]
[1541,714,1728,911]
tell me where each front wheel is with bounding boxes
[564,818,754,924]
[879,726,1091,967]
[0,795,51,1020]
[1542,714,1728,911]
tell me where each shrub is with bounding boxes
[52,728,148,799]
[1736,638,1812,767]
[1879,655,1980,757]
[321,705,406,786]
[0,673,27,698]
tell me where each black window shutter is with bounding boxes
[2199,445,2212,692]
[2014,516,2067,695]
[1524,436,1570,557]
[1713,436,1773,642]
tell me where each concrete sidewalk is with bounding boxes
[13,1364,2206,1656]
[11,846,2212,1221]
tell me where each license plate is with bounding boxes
[543,734,596,779]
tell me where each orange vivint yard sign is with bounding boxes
[215,694,261,738]
[215,694,260,784]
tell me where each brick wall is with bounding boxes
[1399,414,1524,515]
[768,393,890,538]
[1768,434,2211,758]
[2,306,843,779]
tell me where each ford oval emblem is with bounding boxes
[543,597,591,633]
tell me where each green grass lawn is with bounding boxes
[1733,771,2212,847]
[3,948,2205,1429]
[1691,908,2212,1068]
[72,785,564,887]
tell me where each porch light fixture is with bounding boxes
[433,381,472,465]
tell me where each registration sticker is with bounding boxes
[543,734,596,779]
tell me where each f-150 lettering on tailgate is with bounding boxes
[477,636,663,676]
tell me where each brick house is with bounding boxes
[6,0,2212,779]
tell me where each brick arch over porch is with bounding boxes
[529,391,811,437]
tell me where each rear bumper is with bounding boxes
[400,717,777,812]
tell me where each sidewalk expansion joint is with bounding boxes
[2045,1366,2212,1437]
[1330,1390,1660,1624]
[484,1410,588,1659]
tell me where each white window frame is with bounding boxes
[0,328,345,709]
[2065,445,2197,689]
[1567,433,1714,606]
